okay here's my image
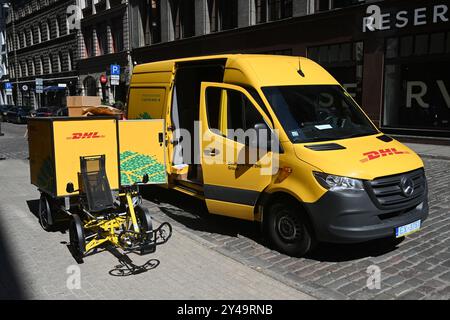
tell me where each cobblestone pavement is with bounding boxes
[1,123,449,300]
[142,157,450,300]
[0,122,29,160]
[0,159,312,300]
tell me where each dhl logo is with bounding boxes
[67,132,104,140]
[360,148,410,163]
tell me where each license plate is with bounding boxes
[395,220,421,238]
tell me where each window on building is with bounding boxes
[45,20,51,40]
[150,0,161,43]
[220,0,238,30]
[10,63,14,78]
[36,24,42,43]
[39,57,44,75]
[207,0,238,32]
[68,50,73,71]
[111,18,124,52]
[97,24,108,55]
[207,0,219,32]
[255,0,267,24]
[57,52,62,72]
[308,41,364,104]
[55,17,60,38]
[30,59,35,76]
[83,27,94,57]
[131,0,161,46]
[383,32,450,132]
[315,0,365,12]
[48,55,53,74]
[28,28,33,46]
[22,32,26,48]
[268,0,292,21]
[170,0,195,40]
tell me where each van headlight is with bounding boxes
[313,172,364,192]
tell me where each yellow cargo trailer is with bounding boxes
[28,116,171,262]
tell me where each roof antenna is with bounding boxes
[297,58,305,77]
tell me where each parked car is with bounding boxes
[33,107,54,117]
[6,106,32,124]
[0,105,14,122]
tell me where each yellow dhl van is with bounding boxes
[127,54,428,256]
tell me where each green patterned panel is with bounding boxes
[120,151,166,185]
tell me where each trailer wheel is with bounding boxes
[135,205,153,240]
[69,214,86,258]
[266,200,316,257]
[39,193,54,231]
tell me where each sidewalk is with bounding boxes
[404,143,450,160]
[0,159,313,300]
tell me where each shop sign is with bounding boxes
[363,3,449,32]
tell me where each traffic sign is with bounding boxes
[111,64,120,76]
[5,82,12,90]
[35,78,44,93]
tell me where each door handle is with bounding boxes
[204,148,220,156]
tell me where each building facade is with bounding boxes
[4,0,449,137]
[5,0,78,108]
[77,0,131,105]
[129,0,450,138]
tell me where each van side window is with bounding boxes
[227,89,265,135]
[205,87,222,131]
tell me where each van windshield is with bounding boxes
[262,85,379,143]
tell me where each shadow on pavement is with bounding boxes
[107,246,160,277]
[26,199,69,233]
[0,213,26,299]
[306,237,404,262]
[142,186,263,242]
[143,186,404,263]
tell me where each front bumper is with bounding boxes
[304,186,429,244]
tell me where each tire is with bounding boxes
[38,193,55,231]
[266,200,316,257]
[135,205,153,240]
[69,214,86,257]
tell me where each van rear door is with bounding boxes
[199,82,274,221]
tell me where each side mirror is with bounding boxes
[253,123,272,152]
[142,174,149,184]
[66,182,75,193]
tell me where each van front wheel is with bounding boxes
[266,201,315,257]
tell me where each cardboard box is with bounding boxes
[66,96,102,117]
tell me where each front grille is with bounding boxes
[365,169,426,210]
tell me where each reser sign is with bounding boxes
[363,4,449,32]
